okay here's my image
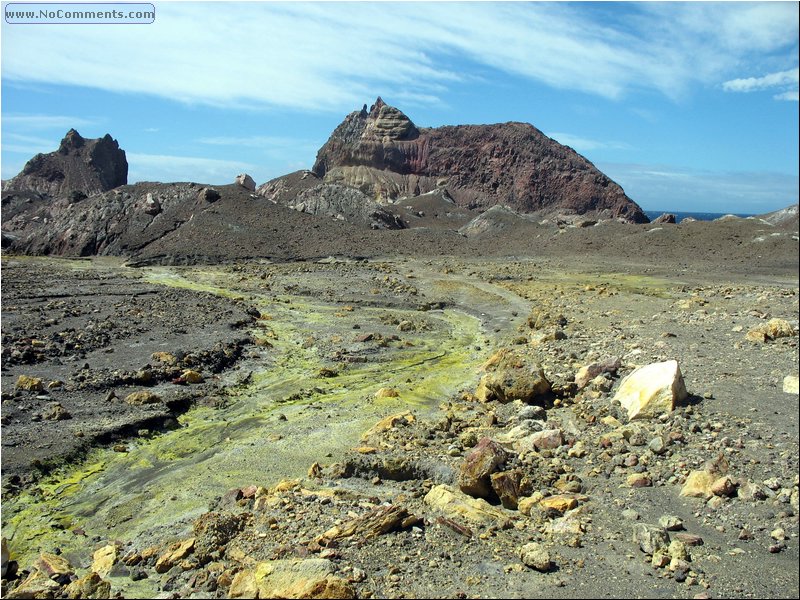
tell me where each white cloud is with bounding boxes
[546,132,633,153]
[775,90,800,102]
[2,114,100,130]
[723,68,799,94]
[1,3,797,111]
[126,153,258,185]
[600,162,799,214]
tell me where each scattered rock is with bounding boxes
[425,484,511,528]
[680,471,717,499]
[235,173,256,191]
[784,375,799,395]
[41,403,71,421]
[613,360,688,420]
[198,187,221,203]
[65,571,111,599]
[475,349,551,403]
[746,318,796,342]
[124,390,162,405]
[15,375,44,392]
[632,523,670,555]
[144,193,161,215]
[231,559,354,599]
[91,544,119,578]
[154,538,195,573]
[375,387,399,399]
[458,437,509,499]
[519,542,552,571]
[361,411,415,440]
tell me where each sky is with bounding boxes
[1,1,798,214]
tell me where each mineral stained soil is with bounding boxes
[1,252,798,599]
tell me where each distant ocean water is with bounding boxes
[644,210,755,223]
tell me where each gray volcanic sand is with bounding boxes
[1,215,798,599]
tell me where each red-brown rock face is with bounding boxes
[313,98,648,223]
[4,129,128,199]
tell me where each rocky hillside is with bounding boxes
[2,129,127,199]
[311,98,649,223]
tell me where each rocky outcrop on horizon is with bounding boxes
[3,129,127,199]
[311,98,649,223]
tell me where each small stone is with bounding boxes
[770,528,787,541]
[375,387,399,399]
[458,437,509,499]
[65,571,111,599]
[155,538,195,573]
[681,471,716,499]
[632,523,670,555]
[181,369,203,384]
[33,552,73,578]
[529,429,563,450]
[783,376,799,395]
[658,515,684,531]
[539,495,579,513]
[92,544,119,577]
[710,475,737,497]
[42,403,71,421]
[124,390,161,405]
[668,540,689,561]
[651,552,670,568]
[15,375,44,392]
[648,436,668,455]
[622,509,640,521]
[567,441,586,458]
[674,533,704,546]
[519,543,552,571]
[627,473,652,488]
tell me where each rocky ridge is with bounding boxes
[310,97,649,223]
[3,129,127,199]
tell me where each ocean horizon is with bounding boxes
[644,210,755,223]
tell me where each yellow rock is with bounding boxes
[229,569,259,599]
[375,387,399,398]
[151,351,177,364]
[252,559,355,599]
[33,552,73,577]
[361,411,415,440]
[5,569,61,599]
[91,544,119,578]
[613,360,687,420]
[747,318,796,342]
[784,375,799,395]
[680,470,716,499]
[424,484,511,527]
[517,492,544,516]
[15,375,44,392]
[182,369,203,383]
[155,538,195,573]
[65,572,111,599]
[273,479,301,493]
[539,495,579,513]
[354,446,378,454]
[124,390,162,405]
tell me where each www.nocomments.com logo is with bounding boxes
[5,2,155,24]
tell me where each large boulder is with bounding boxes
[613,360,687,420]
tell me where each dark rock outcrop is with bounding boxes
[653,213,677,224]
[313,98,649,223]
[3,129,127,199]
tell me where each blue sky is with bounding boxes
[2,1,798,214]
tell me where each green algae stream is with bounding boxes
[1,263,488,586]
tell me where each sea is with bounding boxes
[644,210,755,223]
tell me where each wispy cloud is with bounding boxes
[126,153,259,185]
[197,135,317,150]
[3,114,100,130]
[1,3,797,111]
[546,132,633,153]
[723,67,799,100]
[600,162,800,214]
